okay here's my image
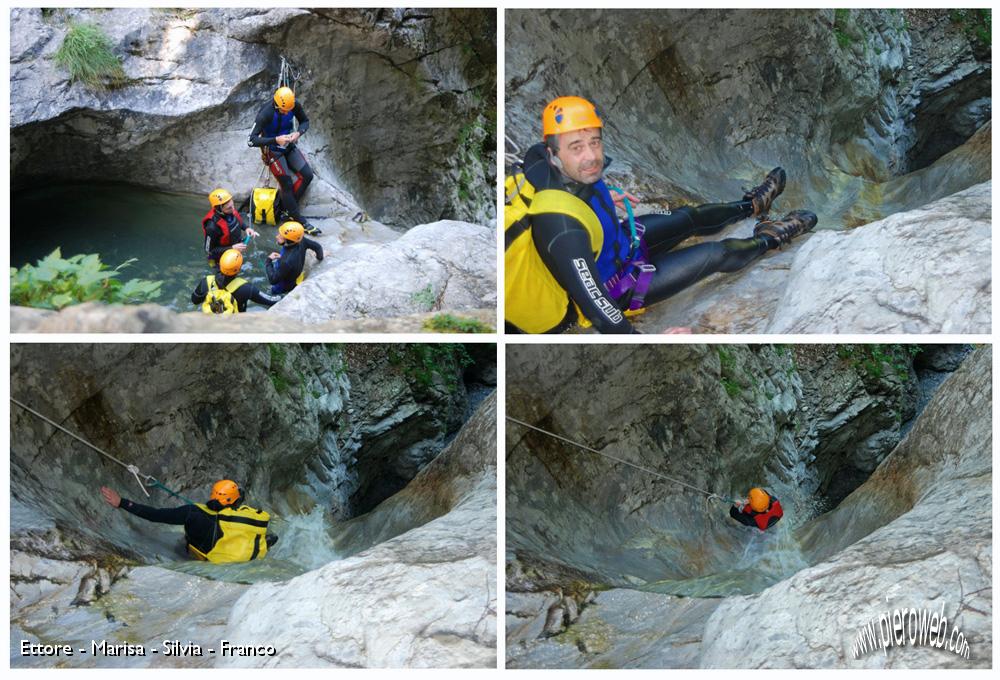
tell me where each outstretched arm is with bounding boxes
[102,486,195,525]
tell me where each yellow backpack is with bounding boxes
[504,172,604,333]
[250,187,279,225]
[202,275,247,315]
[189,503,270,563]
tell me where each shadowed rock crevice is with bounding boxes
[11,344,497,668]
[505,345,989,668]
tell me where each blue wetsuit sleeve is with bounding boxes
[119,498,194,525]
[304,237,323,261]
[294,103,309,135]
[264,258,278,284]
[191,278,208,305]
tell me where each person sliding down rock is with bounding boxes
[504,95,818,334]
[191,249,281,314]
[247,86,322,235]
[266,221,323,295]
[100,480,278,563]
[730,487,783,532]
[203,188,258,269]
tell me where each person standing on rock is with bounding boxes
[248,86,322,236]
[99,480,277,563]
[265,220,324,295]
[192,249,281,313]
[729,487,783,531]
[504,96,818,334]
[203,188,258,269]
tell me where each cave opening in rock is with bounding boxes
[10,343,498,669]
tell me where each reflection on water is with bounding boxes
[11,182,277,310]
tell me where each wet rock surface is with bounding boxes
[505,345,988,668]
[506,9,990,333]
[12,7,495,226]
[10,345,497,667]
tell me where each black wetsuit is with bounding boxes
[265,237,324,294]
[247,102,314,222]
[203,210,250,266]
[509,143,778,334]
[191,272,281,311]
[119,497,227,557]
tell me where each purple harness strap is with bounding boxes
[603,221,656,311]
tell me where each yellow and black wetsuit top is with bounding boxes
[119,497,270,563]
[506,143,635,334]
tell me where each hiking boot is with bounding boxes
[301,221,323,236]
[743,166,786,217]
[753,210,817,248]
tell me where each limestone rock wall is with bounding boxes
[11,7,496,226]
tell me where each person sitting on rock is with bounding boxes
[266,221,323,295]
[203,188,258,269]
[729,487,783,532]
[504,95,818,334]
[192,249,280,314]
[247,86,322,235]
[100,480,277,563]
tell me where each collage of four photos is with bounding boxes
[6,4,993,671]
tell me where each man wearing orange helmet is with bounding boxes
[191,248,280,313]
[99,480,276,562]
[730,487,784,531]
[504,95,816,334]
[202,188,259,269]
[265,220,324,294]
[248,86,321,235]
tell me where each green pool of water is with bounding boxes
[12,182,276,310]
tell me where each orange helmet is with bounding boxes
[748,487,770,513]
[219,249,243,276]
[208,188,233,208]
[278,221,304,243]
[542,96,603,139]
[210,480,240,507]
[274,86,295,113]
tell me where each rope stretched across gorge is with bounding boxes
[506,415,737,504]
[10,397,195,504]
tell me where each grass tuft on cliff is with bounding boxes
[55,21,127,90]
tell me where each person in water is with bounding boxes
[100,479,276,563]
[247,86,321,235]
[192,249,281,314]
[203,188,258,269]
[504,95,818,334]
[730,487,783,532]
[265,221,324,295]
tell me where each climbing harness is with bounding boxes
[506,415,737,504]
[10,397,195,504]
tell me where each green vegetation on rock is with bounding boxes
[836,344,922,380]
[10,248,161,310]
[423,314,493,334]
[949,9,991,48]
[388,343,473,392]
[54,21,127,90]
